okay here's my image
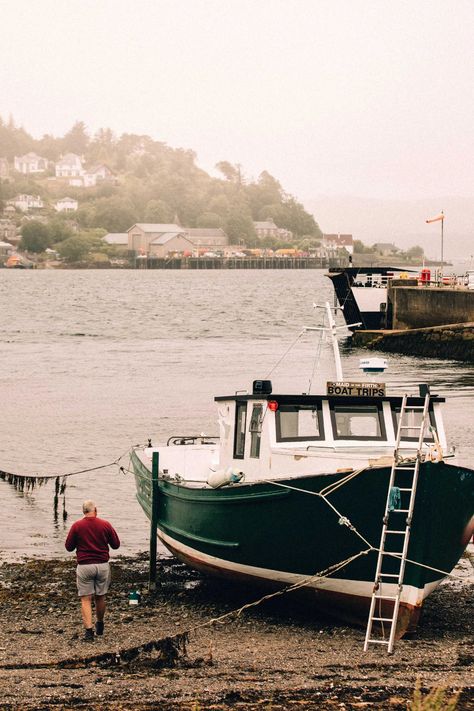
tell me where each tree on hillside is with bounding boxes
[87,127,116,164]
[48,220,75,243]
[406,245,424,259]
[246,171,283,215]
[62,121,89,155]
[225,208,256,245]
[56,230,105,263]
[208,194,231,218]
[216,161,242,184]
[20,221,53,253]
[0,115,35,159]
[93,197,137,232]
[196,211,222,228]
[37,133,62,161]
[354,240,376,254]
[144,199,173,223]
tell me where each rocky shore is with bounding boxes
[0,550,472,710]
[353,323,474,362]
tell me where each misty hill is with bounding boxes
[304,195,474,261]
[0,117,321,244]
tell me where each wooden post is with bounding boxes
[149,451,159,591]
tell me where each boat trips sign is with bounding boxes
[327,381,386,397]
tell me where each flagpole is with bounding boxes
[440,212,444,267]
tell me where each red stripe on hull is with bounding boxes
[161,536,421,639]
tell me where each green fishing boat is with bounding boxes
[132,304,474,648]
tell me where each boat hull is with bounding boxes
[132,450,474,636]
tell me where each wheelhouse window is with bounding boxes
[276,404,324,442]
[331,404,386,440]
[249,404,263,458]
[392,406,435,441]
[233,401,247,458]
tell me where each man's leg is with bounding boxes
[80,594,93,628]
[95,595,106,622]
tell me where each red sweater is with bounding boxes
[65,516,120,564]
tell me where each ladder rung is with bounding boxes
[399,425,423,430]
[397,487,414,491]
[384,530,406,534]
[394,465,416,470]
[372,616,394,622]
[378,573,400,578]
[380,553,403,559]
[374,595,398,600]
[389,509,410,513]
[366,639,390,645]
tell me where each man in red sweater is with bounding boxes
[65,500,120,642]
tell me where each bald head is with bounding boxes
[82,500,97,515]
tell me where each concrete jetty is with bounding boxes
[353,321,474,361]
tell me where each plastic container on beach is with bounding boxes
[128,590,141,605]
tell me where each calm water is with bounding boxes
[1,269,474,562]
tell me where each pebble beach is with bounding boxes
[0,549,472,710]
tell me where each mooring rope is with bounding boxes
[123,454,470,582]
[0,447,137,520]
[0,448,133,489]
[0,551,368,671]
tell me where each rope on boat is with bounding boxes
[123,455,472,582]
[0,552,368,671]
[0,447,471,668]
[1,449,470,585]
[264,328,306,378]
[0,448,135,520]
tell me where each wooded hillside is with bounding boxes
[0,117,322,247]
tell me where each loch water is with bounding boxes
[1,269,474,562]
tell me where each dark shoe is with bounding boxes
[95,620,104,636]
[84,628,95,642]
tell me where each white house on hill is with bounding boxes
[14,153,48,174]
[55,153,84,178]
[55,197,78,212]
[9,194,45,212]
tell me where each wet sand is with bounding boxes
[0,550,472,710]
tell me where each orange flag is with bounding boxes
[426,212,444,223]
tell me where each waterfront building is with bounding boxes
[322,234,354,255]
[103,233,128,247]
[254,219,293,241]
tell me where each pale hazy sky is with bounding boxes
[1,0,473,202]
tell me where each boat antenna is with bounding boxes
[305,302,361,382]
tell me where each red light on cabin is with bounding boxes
[268,400,279,411]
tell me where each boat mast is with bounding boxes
[326,302,344,381]
[305,302,361,384]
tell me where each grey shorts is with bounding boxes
[76,562,111,597]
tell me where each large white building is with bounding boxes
[9,194,45,212]
[14,153,48,174]
[55,153,84,178]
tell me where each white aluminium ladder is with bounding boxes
[364,392,431,654]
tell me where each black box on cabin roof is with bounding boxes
[253,380,272,395]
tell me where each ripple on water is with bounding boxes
[1,269,474,560]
